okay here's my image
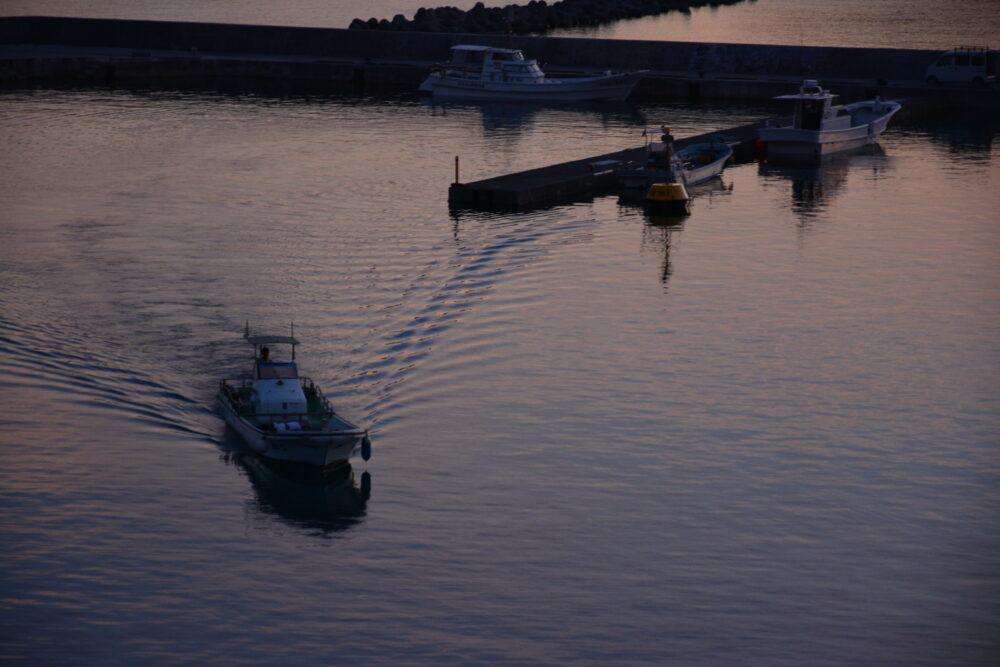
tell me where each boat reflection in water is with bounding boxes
[221,429,371,537]
[642,212,688,285]
[758,144,887,224]
[620,179,731,286]
[420,97,642,136]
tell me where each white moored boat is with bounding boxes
[218,328,370,468]
[618,129,734,192]
[418,44,645,102]
[757,80,901,164]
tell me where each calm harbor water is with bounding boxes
[2,1,1000,663]
[2,85,998,663]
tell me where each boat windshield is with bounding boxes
[257,363,298,379]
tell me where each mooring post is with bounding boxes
[454,155,460,185]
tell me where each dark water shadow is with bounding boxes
[758,144,889,227]
[420,96,643,134]
[219,428,370,538]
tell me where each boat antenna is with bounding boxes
[504,6,514,49]
[244,320,249,339]
[291,322,296,361]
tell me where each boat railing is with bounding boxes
[219,377,339,420]
[433,63,483,78]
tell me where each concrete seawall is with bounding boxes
[2,15,947,93]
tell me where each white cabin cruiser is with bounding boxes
[418,44,645,102]
[757,80,901,163]
[218,330,370,468]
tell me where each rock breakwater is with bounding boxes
[349,0,746,35]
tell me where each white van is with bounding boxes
[925,47,997,86]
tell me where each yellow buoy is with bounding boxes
[645,182,691,214]
[646,182,689,202]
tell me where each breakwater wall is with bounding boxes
[349,0,746,35]
[2,16,943,93]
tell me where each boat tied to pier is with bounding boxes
[618,128,734,198]
[418,44,645,102]
[757,80,901,164]
[218,326,370,468]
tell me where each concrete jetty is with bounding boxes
[448,121,764,210]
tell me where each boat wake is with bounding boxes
[333,207,599,435]
[0,309,217,446]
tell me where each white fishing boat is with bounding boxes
[757,80,901,163]
[618,129,734,192]
[218,327,370,468]
[418,44,645,102]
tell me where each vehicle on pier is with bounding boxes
[218,327,370,468]
[925,46,998,86]
[418,44,645,102]
[756,80,900,164]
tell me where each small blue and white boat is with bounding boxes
[618,129,734,192]
[218,327,370,468]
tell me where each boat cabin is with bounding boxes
[772,80,854,132]
[443,44,545,84]
[246,335,308,420]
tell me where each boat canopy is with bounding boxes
[257,362,299,379]
[247,335,300,346]
[451,44,521,56]
[774,79,837,101]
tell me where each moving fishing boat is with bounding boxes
[618,129,734,192]
[218,327,370,468]
[757,80,901,163]
[418,44,645,102]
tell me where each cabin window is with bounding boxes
[799,99,824,131]
[955,54,970,67]
[455,50,484,67]
[971,55,984,67]
[258,363,298,379]
[936,55,953,67]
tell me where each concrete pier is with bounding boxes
[448,121,764,211]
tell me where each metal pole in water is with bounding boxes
[454,155,460,185]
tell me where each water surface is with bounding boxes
[1,85,999,663]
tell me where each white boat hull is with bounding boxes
[758,101,900,163]
[419,71,643,102]
[619,141,733,191]
[218,390,366,467]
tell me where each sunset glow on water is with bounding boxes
[2,1,999,663]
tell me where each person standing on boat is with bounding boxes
[260,346,270,363]
[660,126,675,160]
